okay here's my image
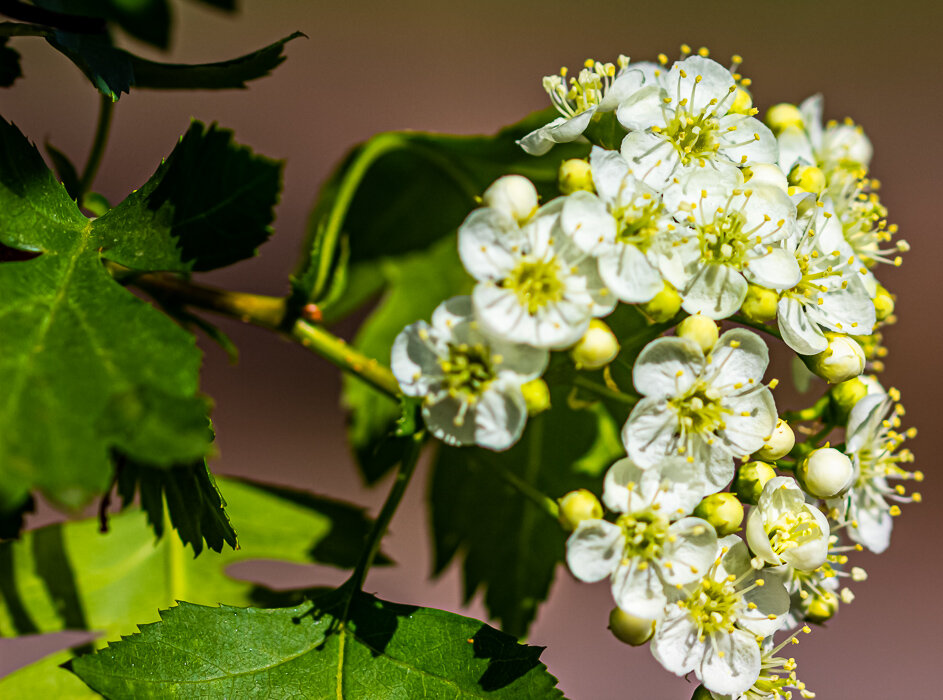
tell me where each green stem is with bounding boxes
[784,394,831,423]
[343,431,424,609]
[79,92,114,197]
[730,314,783,341]
[571,374,638,405]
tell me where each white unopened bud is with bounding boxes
[570,319,620,370]
[558,489,603,531]
[608,607,655,646]
[798,447,854,499]
[806,335,866,384]
[482,175,538,223]
[766,103,803,133]
[742,163,788,192]
[677,314,718,354]
[788,164,827,195]
[740,284,779,323]
[756,419,795,461]
[558,158,594,195]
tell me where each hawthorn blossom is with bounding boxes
[746,477,829,571]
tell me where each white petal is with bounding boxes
[566,519,623,582]
[720,389,777,456]
[850,496,893,554]
[704,328,770,389]
[777,296,827,355]
[662,517,718,585]
[561,190,616,254]
[698,629,761,696]
[744,248,801,290]
[616,85,665,130]
[746,507,781,566]
[589,146,631,204]
[611,559,667,619]
[621,131,679,188]
[717,116,778,166]
[777,125,815,174]
[651,606,704,676]
[423,397,477,447]
[458,208,520,280]
[669,56,735,114]
[599,242,664,303]
[682,264,748,320]
[473,385,527,451]
[623,398,678,468]
[633,336,704,398]
[600,69,648,111]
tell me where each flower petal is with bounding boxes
[566,519,623,582]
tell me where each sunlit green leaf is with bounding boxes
[69,592,565,698]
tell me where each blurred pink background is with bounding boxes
[2,0,942,696]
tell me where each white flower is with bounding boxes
[776,195,875,355]
[707,628,816,700]
[830,389,920,553]
[391,296,548,450]
[746,477,829,571]
[459,197,616,349]
[663,176,800,320]
[566,457,717,619]
[617,56,778,188]
[559,147,694,303]
[623,328,778,490]
[777,95,872,178]
[651,535,790,696]
[519,57,651,155]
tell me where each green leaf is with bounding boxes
[96,120,282,272]
[0,494,33,540]
[46,29,133,100]
[44,141,82,201]
[0,477,386,641]
[0,117,218,511]
[128,31,304,90]
[430,390,623,637]
[0,650,101,699]
[290,108,589,310]
[0,37,22,87]
[115,460,236,556]
[69,593,564,699]
[36,0,172,49]
[342,236,473,483]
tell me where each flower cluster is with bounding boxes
[391,46,916,697]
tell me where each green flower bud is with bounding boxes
[874,284,895,322]
[740,284,779,323]
[805,334,866,384]
[483,175,538,223]
[729,87,753,115]
[677,314,719,354]
[755,418,795,461]
[642,282,682,323]
[570,319,620,370]
[608,607,656,646]
[766,103,803,134]
[803,589,839,623]
[521,378,551,416]
[734,460,778,506]
[830,377,867,421]
[742,163,788,192]
[557,489,603,531]
[788,164,827,195]
[797,447,854,499]
[692,493,744,536]
[691,685,714,700]
[558,158,594,195]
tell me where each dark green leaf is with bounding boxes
[0,37,22,87]
[127,31,304,90]
[95,120,282,272]
[46,29,133,100]
[44,141,82,200]
[0,494,33,540]
[36,0,172,49]
[0,118,240,511]
[69,593,564,698]
[0,477,386,640]
[342,237,473,483]
[115,460,236,556]
[431,389,623,637]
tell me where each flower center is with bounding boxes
[542,57,628,118]
[662,104,721,167]
[438,343,496,397]
[695,208,753,268]
[668,380,728,436]
[767,510,821,556]
[681,576,739,635]
[611,196,664,250]
[502,257,566,314]
[616,510,670,561]
[784,253,834,305]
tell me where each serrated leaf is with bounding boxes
[0,37,23,87]
[96,120,282,272]
[115,460,236,556]
[69,593,565,699]
[430,390,623,637]
[290,108,589,310]
[36,0,172,49]
[46,29,133,100]
[0,117,226,511]
[0,477,387,641]
[342,236,472,483]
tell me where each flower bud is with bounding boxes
[803,589,839,623]
[829,377,867,421]
[729,87,753,115]
[608,607,655,646]
[482,175,538,223]
[788,164,827,195]
[521,378,551,416]
[642,282,682,323]
[558,489,603,531]
[766,103,803,133]
[755,419,795,461]
[742,163,788,192]
[677,314,718,354]
[873,285,895,322]
[805,334,866,384]
[558,158,594,195]
[797,447,854,499]
[734,460,778,505]
[740,284,779,323]
[570,319,620,370]
[692,493,743,536]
